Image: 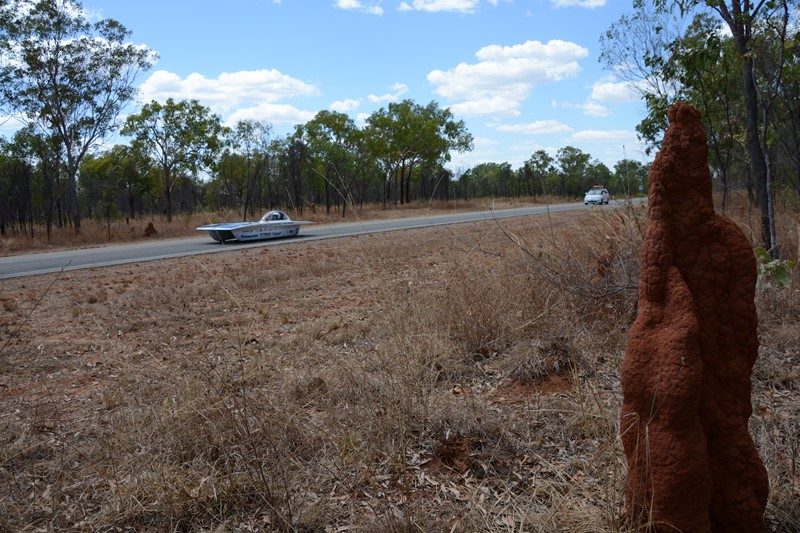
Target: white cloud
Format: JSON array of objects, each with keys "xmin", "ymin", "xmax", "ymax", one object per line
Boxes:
[
  {"xmin": 368, "ymin": 82, "xmax": 409, "ymax": 103},
  {"xmin": 330, "ymin": 98, "xmax": 362, "ymax": 112},
  {"xmin": 138, "ymin": 69, "xmax": 319, "ymax": 112},
  {"xmin": 493, "ymin": 119, "xmax": 572, "ymax": 134},
  {"xmin": 398, "ymin": 0, "xmax": 479, "ymax": 13},
  {"xmin": 428, "ymin": 39, "xmax": 588, "ymax": 117},
  {"xmin": 550, "ymin": 0, "xmax": 606, "ymax": 8},
  {"xmin": 448, "ymin": 96, "xmax": 525, "ymax": 116},
  {"xmin": 571, "ymin": 129, "xmax": 634, "ymax": 142},
  {"xmin": 227, "ymin": 103, "xmax": 316, "ymax": 125},
  {"xmin": 473, "ymin": 136, "xmax": 500, "ymax": 148},
  {"xmin": 552, "ymin": 99, "xmax": 610, "ymax": 117},
  {"xmin": 580, "ymin": 101, "xmax": 610, "ymax": 117},
  {"xmin": 590, "ymin": 78, "xmax": 638, "ymax": 103},
  {"xmin": 334, "ymin": 0, "xmax": 383, "ymax": 15}
]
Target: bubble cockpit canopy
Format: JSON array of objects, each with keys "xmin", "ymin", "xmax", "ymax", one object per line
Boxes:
[{"xmin": 260, "ymin": 210, "xmax": 289, "ymax": 222}]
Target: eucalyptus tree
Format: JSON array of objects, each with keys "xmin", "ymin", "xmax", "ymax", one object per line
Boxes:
[
  {"xmin": 556, "ymin": 146, "xmax": 591, "ymax": 197},
  {"xmin": 0, "ymin": 0, "xmax": 155, "ymax": 231},
  {"xmin": 587, "ymin": 160, "xmax": 614, "ymax": 192},
  {"xmin": 79, "ymin": 144, "xmax": 153, "ymax": 222},
  {"xmin": 366, "ymin": 99, "xmax": 472, "ymax": 206},
  {"xmin": 0, "ymin": 126, "xmax": 63, "ymax": 238},
  {"xmin": 122, "ymin": 98, "xmax": 226, "ymax": 221},
  {"xmin": 0, "ymin": 137, "xmax": 34, "ymax": 236},
  {"xmin": 600, "ymin": 0, "xmax": 690, "ymax": 148},
  {"xmin": 107, "ymin": 144, "xmax": 154, "ymax": 220},
  {"xmin": 612, "ymin": 159, "xmax": 649, "ymax": 196},
  {"xmin": 524, "ymin": 149, "xmax": 556, "ymax": 196},
  {"xmin": 604, "ymin": 0, "xmax": 794, "ymax": 253},
  {"xmin": 691, "ymin": 0, "xmax": 793, "ymax": 254},
  {"xmin": 665, "ymin": 13, "xmax": 745, "ymax": 208},
  {"xmin": 230, "ymin": 120, "xmax": 271, "ymax": 220},
  {"xmin": 297, "ymin": 110, "xmax": 366, "ymax": 216}
]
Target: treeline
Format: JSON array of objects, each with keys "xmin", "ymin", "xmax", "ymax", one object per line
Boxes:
[
  {"xmin": 0, "ymin": 98, "xmax": 649, "ymax": 237},
  {"xmin": 602, "ymin": 0, "xmax": 799, "ymax": 253},
  {"xmin": 456, "ymin": 149, "xmax": 647, "ymax": 200}
]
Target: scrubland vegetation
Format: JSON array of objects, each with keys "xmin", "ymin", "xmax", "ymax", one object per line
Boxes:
[{"xmin": 1, "ymin": 199, "xmax": 797, "ymax": 531}]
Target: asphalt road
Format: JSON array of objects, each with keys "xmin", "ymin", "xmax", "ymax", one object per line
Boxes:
[{"xmin": 0, "ymin": 199, "xmax": 642, "ymax": 280}]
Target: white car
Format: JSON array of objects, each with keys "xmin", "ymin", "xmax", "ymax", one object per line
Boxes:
[{"xmin": 584, "ymin": 188, "xmax": 610, "ymax": 205}]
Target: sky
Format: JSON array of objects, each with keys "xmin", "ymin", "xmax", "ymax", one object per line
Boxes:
[{"xmin": 8, "ymin": 0, "xmax": 653, "ymax": 172}]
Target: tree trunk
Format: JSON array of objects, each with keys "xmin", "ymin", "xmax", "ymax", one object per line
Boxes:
[
  {"xmin": 325, "ymin": 169, "xmax": 331, "ymax": 215},
  {"xmin": 66, "ymin": 166, "xmax": 81, "ymax": 233},
  {"xmin": 164, "ymin": 165, "xmax": 174, "ymax": 222},
  {"xmin": 736, "ymin": 36, "xmax": 774, "ymax": 253}
]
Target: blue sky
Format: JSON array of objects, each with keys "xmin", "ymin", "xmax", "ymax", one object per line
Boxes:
[{"xmin": 17, "ymin": 0, "xmax": 653, "ymax": 171}]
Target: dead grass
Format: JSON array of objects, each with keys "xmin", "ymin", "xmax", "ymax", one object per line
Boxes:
[
  {"xmin": 0, "ymin": 196, "xmax": 563, "ymax": 257},
  {"xmin": 0, "ymin": 200, "xmax": 797, "ymax": 531}
]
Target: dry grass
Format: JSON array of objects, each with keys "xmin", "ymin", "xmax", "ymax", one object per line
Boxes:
[
  {"xmin": 0, "ymin": 196, "xmax": 564, "ymax": 257},
  {"xmin": 0, "ymin": 200, "xmax": 797, "ymax": 531}
]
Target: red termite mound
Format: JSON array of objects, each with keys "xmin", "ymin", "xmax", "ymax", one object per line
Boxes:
[{"xmin": 620, "ymin": 102, "xmax": 768, "ymax": 532}]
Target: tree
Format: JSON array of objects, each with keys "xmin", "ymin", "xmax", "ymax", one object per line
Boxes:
[
  {"xmin": 0, "ymin": 126, "xmax": 64, "ymax": 239},
  {"xmin": 701, "ymin": 0, "xmax": 791, "ymax": 255},
  {"xmin": 604, "ymin": 0, "xmax": 793, "ymax": 254},
  {"xmin": 666, "ymin": 13, "xmax": 745, "ymax": 209},
  {"xmin": 122, "ymin": 98, "xmax": 226, "ymax": 221},
  {"xmin": 297, "ymin": 110, "xmax": 362, "ymax": 216},
  {"xmin": 79, "ymin": 144, "xmax": 153, "ymax": 224},
  {"xmin": 230, "ymin": 120, "xmax": 272, "ymax": 220},
  {"xmin": 587, "ymin": 160, "xmax": 614, "ymax": 192},
  {"xmin": 366, "ymin": 100, "xmax": 472, "ymax": 206},
  {"xmin": 600, "ymin": 0, "xmax": 689, "ymax": 149},
  {"xmin": 556, "ymin": 146, "xmax": 591, "ymax": 197},
  {"xmin": 524, "ymin": 149, "xmax": 556, "ymax": 196},
  {"xmin": 0, "ymin": 0, "xmax": 155, "ymax": 231},
  {"xmin": 613, "ymin": 159, "xmax": 649, "ymax": 195}
]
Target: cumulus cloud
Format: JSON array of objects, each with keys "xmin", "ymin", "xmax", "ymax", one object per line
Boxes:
[
  {"xmin": 473, "ymin": 136, "xmax": 500, "ymax": 148},
  {"xmin": 398, "ymin": 0, "xmax": 480, "ymax": 13},
  {"xmin": 571, "ymin": 129, "xmax": 634, "ymax": 142},
  {"xmin": 550, "ymin": 0, "xmax": 606, "ymax": 8},
  {"xmin": 227, "ymin": 103, "xmax": 316, "ymax": 125},
  {"xmin": 590, "ymin": 78, "xmax": 638, "ymax": 103},
  {"xmin": 428, "ymin": 39, "xmax": 588, "ymax": 117},
  {"xmin": 137, "ymin": 69, "xmax": 319, "ymax": 127},
  {"xmin": 330, "ymin": 98, "xmax": 362, "ymax": 112},
  {"xmin": 334, "ymin": 0, "xmax": 383, "ymax": 15},
  {"xmin": 551, "ymin": 100, "xmax": 610, "ymax": 117},
  {"xmin": 368, "ymin": 82, "xmax": 409, "ymax": 103},
  {"xmin": 493, "ymin": 119, "xmax": 572, "ymax": 134},
  {"xmin": 138, "ymin": 69, "xmax": 319, "ymax": 111}
]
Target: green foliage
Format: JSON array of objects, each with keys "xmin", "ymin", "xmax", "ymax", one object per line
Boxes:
[
  {"xmin": 366, "ymin": 99, "xmax": 472, "ymax": 204},
  {"xmin": 755, "ymin": 246, "xmax": 797, "ymax": 289},
  {"xmin": 612, "ymin": 159, "xmax": 649, "ymax": 195},
  {"xmin": 122, "ymin": 98, "xmax": 226, "ymax": 220},
  {"xmin": 0, "ymin": 0, "xmax": 155, "ymax": 229}
]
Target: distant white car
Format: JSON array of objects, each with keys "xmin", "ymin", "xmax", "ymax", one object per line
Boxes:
[{"xmin": 584, "ymin": 188, "xmax": 610, "ymax": 205}]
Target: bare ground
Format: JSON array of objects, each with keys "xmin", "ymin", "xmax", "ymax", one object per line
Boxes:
[{"xmin": 0, "ymin": 205, "xmax": 798, "ymax": 532}]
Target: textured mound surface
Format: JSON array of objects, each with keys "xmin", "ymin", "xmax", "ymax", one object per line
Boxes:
[{"xmin": 621, "ymin": 103, "xmax": 768, "ymax": 532}]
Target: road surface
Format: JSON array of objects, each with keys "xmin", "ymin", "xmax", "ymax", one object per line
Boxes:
[{"xmin": 0, "ymin": 199, "xmax": 642, "ymax": 280}]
